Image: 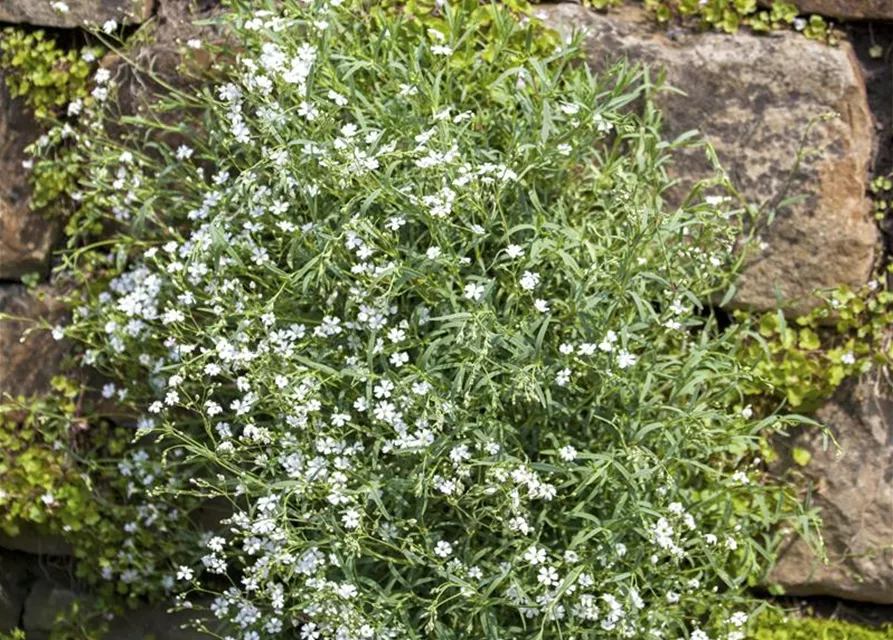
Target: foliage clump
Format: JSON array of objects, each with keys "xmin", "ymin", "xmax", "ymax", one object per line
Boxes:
[
  {"xmin": 0, "ymin": 28, "xmax": 98, "ymax": 118},
  {"xmin": 0, "ymin": 375, "xmax": 200, "ymax": 608},
  {"xmin": 25, "ymin": 0, "xmax": 826, "ymax": 638},
  {"xmin": 581, "ymin": 0, "xmax": 834, "ymax": 40},
  {"xmin": 0, "ymin": 28, "xmax": 106, "ymax": 214},
  {"xmin": 751, "ymin": 611, "xmax": 893, "ymax": 640},
  {"xmin": 737, "ymin": 271, "xmax": 893, "ymax": 411}
]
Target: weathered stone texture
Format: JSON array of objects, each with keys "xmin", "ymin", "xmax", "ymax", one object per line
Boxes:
[
  {"xmin": 0, "ymin": 0, "xmax": 151, "ymax": 30},
  {"xmin": 0, "ymin": 73, "xmax": 59, "ymax": 281},
  {"xmin": 768, "ymin": 379, "xmax": 893, "ymax": 604},
  {"xmin": 0, "ymin": 286, "xmax": 68, "ymax": 401},
  {"xmin": 784, "ymin": 0, "xmax": 893, "ymax": 21},
  {"xmin": 541, "ymin": 3, "xmax": 878, "ymax": 315}
]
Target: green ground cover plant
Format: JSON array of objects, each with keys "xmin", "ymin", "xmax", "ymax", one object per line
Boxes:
[
  {"xmin": 750, "ymin": 611, "xmax": 893, "ymax": 640},
  {"xmin": 736, "ymin": 271, "xmax": 893, "ymax": 412}
]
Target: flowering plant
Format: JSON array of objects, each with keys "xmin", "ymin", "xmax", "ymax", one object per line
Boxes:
[{"xmin": 47, "ymin": 1, "xmax": 816, "ymax": 638}]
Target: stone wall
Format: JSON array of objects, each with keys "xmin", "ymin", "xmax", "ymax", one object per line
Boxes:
[{"xmin": 0, "ymin": 0, "xmax": 891, "ymax": 635}]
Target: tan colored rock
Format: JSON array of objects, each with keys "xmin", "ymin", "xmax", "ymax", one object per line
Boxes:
[
  {"xmin": 768, "ymin": 379, "xmax": 893, "ymax": 604},
  {"xmin": 0, "ymin": 73, "xmax": 60, "ymax": 281},
  {"xmin": 0, "ymin": 285, "xmax": 68, "ymax": 402},
  {"xmin": 772, "ymin": 0, "xmax": 893, "ymax": 21},
  {"xmin": 0, "ymin": 0, "xmax": 151, "ymax": 30},
  {"xmin": 540, "ymin": 3, "xmax": 878, "ymax": 316}
]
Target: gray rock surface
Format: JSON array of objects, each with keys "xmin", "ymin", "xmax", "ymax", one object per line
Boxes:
[
  {"xmin": 768, "ymin": 379, "xmax": 893, "ymax": 604},
  {"xmin": 0, "ymin": 0, "xmax": 151, "ymax": 30}
]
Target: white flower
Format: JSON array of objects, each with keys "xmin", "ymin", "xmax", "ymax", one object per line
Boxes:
[
  {"xmin": 598, "ymin": 330, "xmax": 617, "ymax": 352},
  {"xmin": 298, "ymin": 101, "xmax": 319, "ymax": 120},
  {"xmin": 729, "ymin": 612, "xmax": 748, "ymax": 627},
  {"xmin": 840, "ymin": 350, "xmax": 856, "ymax": 365},
  {"xmin": 519, "ymin": 271, "xmax": 540, "ymax": 291},
  {"xmin": 342, "ymin": 508, "xmax": 361, "ymax": 529},
  {"xmin": 434, "ymin": 541, "xmax": 453, "ymax": 558},
  {"xmin": 176, "ymin": 566, "xmax": 194, "ymax": 581},
  {"xmin": 558, "ymin": 445, "xmax": 577, "ymax": 462},
  {"xmin": 523, "ymin": 545, "xmax": 546, "ymax": 566},
  {"xmin": 51, "ymin": 1, "xmax": 69, "ymax": 14},
  {"xmin": 187, "ymin": 39, "xmax": 202, "ymax": 49},
  {"xmin": 389, "ymin": 352, "xmax": 409, "ymax": 367},
  {"xmin": 506, "ymin": 244, "xmax": 525, "ymax": 259},
  {"xmin": 328, "ymin": 90, "xmax": 348, "ymax": 106},
  {"xmin": 592, "ymin": 113, "xmax": 612, "ymax": 133},
  {"xmin": 102, "ymin": 19, "xmax": 118, "ymax": 34},
  {"xmin": 51, "ymin": 325, "xmax": 65, "ymax": 341},
  {"xmin": 426, "ymin": 246, "xmax": 442, "ymax": 260},
  {"xmin": 534, "ymin": 299, "xmax": 550, "ymax": 313},
  {"xmin": 431, "ymin": 45, "xmax": 453, "ymax": 56},
  {"xmin": 616, "ymin": 350, "xmax": 637, "ymax": 369},
  {"xmin": 557, "ymin": 143, "xmax": 572, "ymax": 156},
  {"xmin": 464, "ymin": 283, "xmax": 485, "ymax": 301},
  {"xmin": 537, "ymin": 565, "xmax": 559, "ymax": 586}
]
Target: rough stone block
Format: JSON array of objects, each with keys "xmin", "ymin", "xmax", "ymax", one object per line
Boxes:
[
  {"xmin": 0, "ymin": 73, "xmax": 59, "ymax": 281},
  {"xmin": 0, "ymin": 0, "xmax": 152, "ymax": 30},
  {"xmin": 768, "ymin": 379, "xmax": 893, "ymax": 604},
  {"xmin": 541, "ymin": 3, "xmax": 878, "ymax": 315}
]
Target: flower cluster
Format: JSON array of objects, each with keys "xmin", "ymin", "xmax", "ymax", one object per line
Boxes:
[{"xmin": 50, "ymin": 0, "xmax": 811, "ymax": 638}]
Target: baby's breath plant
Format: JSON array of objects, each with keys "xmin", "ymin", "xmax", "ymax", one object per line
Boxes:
[{"xmin": 53, "ymin": 1, "xmax": 818, "ymax": 638}]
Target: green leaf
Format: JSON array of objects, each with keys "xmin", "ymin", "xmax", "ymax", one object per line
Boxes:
[{"xmin": 792, "ymin": 447, "xmax": 812, "ymax": 467}]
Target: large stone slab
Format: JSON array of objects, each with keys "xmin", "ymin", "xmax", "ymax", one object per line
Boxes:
[
  {"xmin": 541, "ymin": 3, "xmax": 878, "ymax": 316},
  {"xmin": 781, "ymin": 0, "xmax": 893, "ymax": 21},
  {"xmin": 0, "ymin": 285, "xmax": 68, "ymax": 402},
  {"xmin": 768, "ymin": 379, "xmax": 893, "ymax": 604},
  {"xmin": 0, "ymin": 0, "xmax": 151, "ymax": 30},
  {"xmin": 0, "ymin": 73, "xmax": 59, "ymax": 281}
]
